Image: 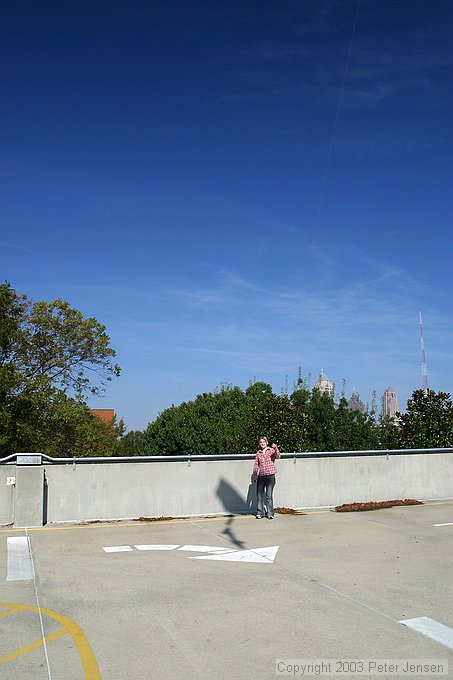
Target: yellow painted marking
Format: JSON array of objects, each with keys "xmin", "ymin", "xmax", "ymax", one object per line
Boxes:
[
  {"xmin": 0, "ymin": 522, "xmax": 144, "ymax": 534},
  {"xmin": 0, "ymin": 628, "xmax": 67, "ymax": 665},
  {"xmin": 0, "ymin": 518, "xmax": 195, "ymax": 534},
  {"xmin": 0, "ymin": 606, "xmax": 22, "ymax": 619},
  {"xmin": 0, "ymin": 512, "xmax": 321, "ymax": 534},
  {"xmin": 297, "ymin": 510, "xmax": 329, "ymax": 515},
  {"xmin": 0, "ymin": 602, "xmax": 102, "ymax": 679}
]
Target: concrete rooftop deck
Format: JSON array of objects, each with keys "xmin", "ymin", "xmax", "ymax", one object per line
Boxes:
[{"xmin": 1, "ymin": 501, "xmax": 453, "ymax": 679}]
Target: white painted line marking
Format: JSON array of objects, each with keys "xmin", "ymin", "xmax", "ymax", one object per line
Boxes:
[
  {"xmin": 191, "ymin": 545, "xmax": 279, "ymax": 564},
  {"xmin": 101, "ymin": 543, "xmax": 279, "ymax": 564},
  {"xmin": 434, "ymin": 522, "xmax": 453, "ymax": 526},
  {"xmin": 400, "ymin": 617, "xmax": 453, "ymax": 650},
  {"xmin": 7, "ymin": 536, "xmax": 33, "ymax": 581},
  {"xmin": 134, "ymin": 544, "xmax": 180, "ymax": 551},
  {"xmin": 177, "ymin": 545, "xmax": 235, "ymax": 554}
]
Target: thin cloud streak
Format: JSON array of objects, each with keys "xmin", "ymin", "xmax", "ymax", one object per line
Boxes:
[{"xmin": 150, "ymin": 249, "xmax": 451, "ymax": 407}]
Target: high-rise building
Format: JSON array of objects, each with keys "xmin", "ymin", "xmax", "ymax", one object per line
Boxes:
[
  {"xmin": 314, "ymin": 369, "xmax": 334, "ymax": 396},
  {"xmin": 382, "ymin": 388, "xmax": 398, "ymax": 419},
  {"xmin": 347, "ymin": 392, "xmax": 367, "ymax": 413}
]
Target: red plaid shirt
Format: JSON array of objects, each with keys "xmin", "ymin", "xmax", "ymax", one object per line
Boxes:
[{"xmin": 253, "ymin": 446, "xmax": 280, "ymax": 479}]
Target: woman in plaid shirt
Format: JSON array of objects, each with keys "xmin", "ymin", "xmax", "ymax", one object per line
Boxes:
[{"xmin": 252, "ymin": 437, "xmax": 281, "ymax": 519}]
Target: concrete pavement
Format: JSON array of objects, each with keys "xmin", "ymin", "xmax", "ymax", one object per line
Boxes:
[{"xmin": 1, "ymin": 501, "xmax": 452, "ymax": 679}]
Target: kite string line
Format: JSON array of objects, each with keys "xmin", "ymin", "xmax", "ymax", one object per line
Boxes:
[
  {"xmin": 187, "ymin": 516, "xmax": 395, "ymax": 623},
  {"xmin": 312, "ymin": 0, "xmax": 362, "ymax": 243}
]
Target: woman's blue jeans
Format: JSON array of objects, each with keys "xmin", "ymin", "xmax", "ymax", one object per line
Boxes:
[{"xmin": 256, "ymin": 474, "xmax": 276, "ymax": 518}]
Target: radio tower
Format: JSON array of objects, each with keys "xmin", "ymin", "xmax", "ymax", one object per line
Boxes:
[{"xmin": 419, "ymin": 310, "xmax": 429, "ymax": 391}]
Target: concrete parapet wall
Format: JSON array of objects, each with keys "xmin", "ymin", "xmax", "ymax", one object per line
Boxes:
[
  {"xmin": 0, "ymin": 466, "xmax": 14, "ymax": 525},
  {"xmin": 15, "ymin": 466, "xmax": 44, "ymax": 528},
  {"xmin": 45, "ymin": 459, "xmax": 254, "ymax": 522},
  {"xmin": 2, "ymin": 450, "xmax": 453, "ymax": 527},
  {"xmin": 42, "ymin": 451, "xmax": 453, "ymax": 524},
  {"xmin": 279, "ymin": 452, "xmax": 453, "ymax": 508}
]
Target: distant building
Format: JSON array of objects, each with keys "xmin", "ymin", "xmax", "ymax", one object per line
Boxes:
[
  {"xmin": 314, "ymin": 369, "xmax": 334, "ymax": 397},
  {"xmin": 382, "ymin": 388, "xmax": 398, "ymax": 419},
  {"xmin": 347, "ymin": 392, "xmax": 367, "ymax": 413},
  {"xmin": 91, "ymin": 409, "xmax": 115, "ymax": 424}
]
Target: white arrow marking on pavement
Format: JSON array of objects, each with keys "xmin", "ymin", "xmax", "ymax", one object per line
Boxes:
[
  {"xmin": 190, "ymin": 546, "xmax": 279, "ymax": 564},
  {"xmin": 400, "ymin": 617, "xmax": 453, "ymax": 650},
  {"xmin": 135, "ymin": 544, "xmax": 180, "ymax": 550},
  {"xmin": 101, "ymin": 544, "xmax": 279, "ymax": 563},
  {"xmin": 102, "ymin": 544, "xmax": 231, "ymax": 553},
  {"xmin": 177, "ymin": 545, "xmax": 235, "ymax": 554}
]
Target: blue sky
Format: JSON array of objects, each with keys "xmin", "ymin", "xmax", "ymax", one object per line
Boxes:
[{"xmin": 1, "ymin": 0, "xmax": 452, "ymax": 431}]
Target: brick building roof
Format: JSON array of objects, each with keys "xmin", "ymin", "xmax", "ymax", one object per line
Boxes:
[{"xmin": 91, "ymin": 409, "xmax": 115, "ymax": 424}]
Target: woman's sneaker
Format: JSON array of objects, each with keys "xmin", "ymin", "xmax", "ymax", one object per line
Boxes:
[{"xmin": 255, "ymin": 514, "xmax": 263, "ymax": 519}]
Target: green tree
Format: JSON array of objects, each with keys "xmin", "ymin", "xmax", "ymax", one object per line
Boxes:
[
  {"xmin": 0, "ymin": 282, "xmax": 121, "ymax": 456},
  {"xmin": 246, "ymin": 391, "xmax": 297, "ymax": 452},
  {"xmin": 398, "ymin": 389, "xmax": 453, "ymax": 448},
  {"xmin": 288, "ymin": 383, "xmax": 310, "ymax": 451},
  {"xmin": 378, "ymin": 415, "xmax": 401, "ymax": 449},
  {"xmin": 116, "ymin": 430, "xmax": 145, "ymax": 456},
  {"xmin": 243, "ymin": 381, "xmax": 274, "ymax": 450},
  {"xmin": 306, "ymin": 388, "xmax": 336, "ymax": 451},
  {"xmin": 332, "ymin": 397, "xmax": 357, "ymax": 450},
  {"xmin": 2, "ymin": 287, "xmax": 119, "ymax": 397},
  {"xmin": 143, "ymin": 384, "xmax": 248, "ymax": 455},
  {"xmin": 142, "ymin": 373, "xmax": 418, "ymax": 456},
  {"xmin": 21, "ymin": 392, "xmax": 124, "ymax": 457}
]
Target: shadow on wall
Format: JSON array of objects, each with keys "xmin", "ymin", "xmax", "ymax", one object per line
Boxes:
[
  {"xmin": 216, "ymin": 477, "xmax": 256, "ymax": 549},
  {"xmin": 216, "ymin": 477, "xmax": 255, "ymax": 515}
]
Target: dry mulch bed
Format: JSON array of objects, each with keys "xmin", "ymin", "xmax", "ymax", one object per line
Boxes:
[
  {"xmin": 274, "ymin": 506, "xmax": 306, "ymax": 515},
  {"xmin": 138, "ymin": 516, "xmax": 175, "ymax": 522},
  {"xmin": 79, "ymin": 519, "xmax": 117, "ymax": 525},
  {"xmin": 334, "ymin": 499, "xmax": 423, "ymax": 513}
]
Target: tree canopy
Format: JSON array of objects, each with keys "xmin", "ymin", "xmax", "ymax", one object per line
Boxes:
[
  {"xmin": 142, "ymin": 378, "xmax": 380, "ymax": 455},
  {"xmin": 398, "ymin": 389, "xmax": 453, "ymax": 448},
  {"xmin": 141, "ymin": 379, "xmax": 453, "ymax": 455},
  {"xmin": 0, "ymin": 282, "xmax": 121, "ymax": 457}
]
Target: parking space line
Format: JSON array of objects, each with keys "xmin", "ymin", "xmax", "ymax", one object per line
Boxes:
[
  {"xmin": 434, "ymin": 522, "xmax": 453, "ymax": 526},
  {"xmin": 0, "ymin": 628, "xmax": 67, "ymax": 666}
]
